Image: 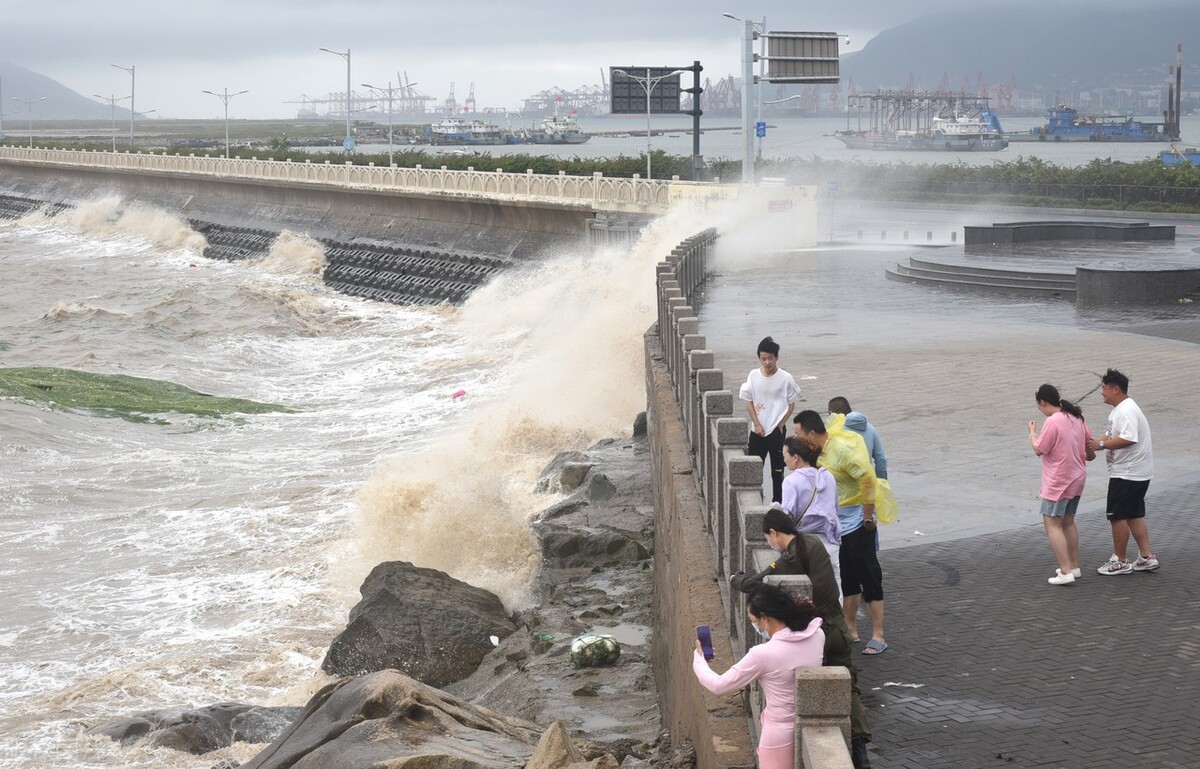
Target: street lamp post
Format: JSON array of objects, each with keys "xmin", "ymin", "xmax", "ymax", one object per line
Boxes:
[
  {"xmin": 94, "ymin": 93, "xmax": 130, "ymax": 151},
  {"xmin": 722, "ymin": 14, "xmax": 763, "ymax": 183},
  {"xmin": 202, "ymin": 88, "xmax": 248, "ymax": 158},
  {"xmin": 11, "ymin": 96, "xmax": 46, "ymax": 149},
  {"xmin": 362, "ymin": 79, "xmax": 415, "ymax": 166},
  {"xmin": 612, "ymin": 68, "xmax": 685, "ymax": 180},
  {"xmin": 320, "ymin": 48, "xmax": 355, "ymax": 152},
  {"xmin": 110, "ymin": 63, "xmax": 135, "ymax": 146}
]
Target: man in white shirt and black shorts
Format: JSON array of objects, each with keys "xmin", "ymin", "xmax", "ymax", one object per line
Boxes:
[
  {"xmin": 739, "ymin": 336, "xmax": 802, "ymax": 503},
  {"xmin": 1086, "ymin": 368, "xmax": 1159, "ymax": 576}
]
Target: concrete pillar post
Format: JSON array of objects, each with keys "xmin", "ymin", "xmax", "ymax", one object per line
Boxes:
[
  {"xmin": 701, "ymin": 390, "xmax": 733, "ymax": 510},
  {"xmin": 713, "ymin": 420, "xmax": 748, "ymax": 534}
]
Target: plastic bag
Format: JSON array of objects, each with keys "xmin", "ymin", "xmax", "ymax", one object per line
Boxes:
[
  {"xmin": 875, "ymin": 478, "xmax": 898, "ymax": 524},
  {"xmin": 569, "ymin": 634, "xmax": 621, "ymax": 668}
]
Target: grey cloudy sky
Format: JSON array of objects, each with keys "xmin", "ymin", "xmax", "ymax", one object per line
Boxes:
[{"xmin": 2, "ymin": 0, "xmax": 1133, "ymax": 119}]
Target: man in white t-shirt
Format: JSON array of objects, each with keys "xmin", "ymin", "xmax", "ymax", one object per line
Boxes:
[
  {"xmin": 738, "ymin": 336, "xmax": 802, "ymax": 503},
  {"xmin": 1086, "ymin": 368, "xmax": 1159, "ymax": 576}
]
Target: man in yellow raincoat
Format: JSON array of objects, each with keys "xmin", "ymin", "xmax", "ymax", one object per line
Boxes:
[{"xmin": 794, "ymin": 410, "xmax": 888, "ymax": 655}]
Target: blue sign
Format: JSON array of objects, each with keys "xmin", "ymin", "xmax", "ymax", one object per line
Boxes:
[
  {"xmin": 343, "ymin": 137, "xmax": 357, "ymax": 152},
  {"xmin": 827, "ymin": 181, "xmax": 839, "ymax": 192},
  {"xmin": 755, "ymin": 121, "xmax": 767, "ymax": 138}
]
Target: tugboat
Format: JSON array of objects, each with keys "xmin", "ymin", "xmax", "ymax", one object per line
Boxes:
[{"xmin": 526, "ymin": 110, "xmax": 590, "ymax": 145}]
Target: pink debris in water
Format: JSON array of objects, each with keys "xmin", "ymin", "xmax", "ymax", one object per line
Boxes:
[{"xmin": 452, "ymin": 389, "xmax": 467, "ymax": 400}]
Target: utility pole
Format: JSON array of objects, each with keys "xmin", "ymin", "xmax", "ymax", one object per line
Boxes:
[{"xmin": 110, "ymin": 63, "xmax": 135, "ymax": 146}]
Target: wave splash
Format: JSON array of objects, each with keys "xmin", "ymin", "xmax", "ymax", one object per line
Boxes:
[{"xmin": 349, "ymin": 200, "xmax": 738, "ymax": 610}]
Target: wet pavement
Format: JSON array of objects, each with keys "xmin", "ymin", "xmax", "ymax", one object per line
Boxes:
[{"xmin": 697, "ymin": 201, "xmax": 1200, "ymax": 767}]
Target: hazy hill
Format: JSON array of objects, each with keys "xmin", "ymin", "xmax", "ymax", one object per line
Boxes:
[
  {"xmin": 1, "ymin": 61, "xmax": 130, "ymax": 122},
  {"xmin": 843, "ymin": 6, "xmax": 1200, "ymax": 93}
]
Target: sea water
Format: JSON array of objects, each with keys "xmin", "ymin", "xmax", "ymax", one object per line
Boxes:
[{"xmin": 0, "ymin": 196, "xmax": 719, "ymax": 767}]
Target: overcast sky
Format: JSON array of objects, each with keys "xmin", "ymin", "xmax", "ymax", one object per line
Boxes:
[{"xmin": 0, "ymin": 0, "xmax": 1139, "ymax": 119}]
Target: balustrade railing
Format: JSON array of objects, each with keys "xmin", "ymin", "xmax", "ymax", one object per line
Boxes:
[{"xmin": 0, "ymin": 146, "xmax": 704, "ymax": 213}]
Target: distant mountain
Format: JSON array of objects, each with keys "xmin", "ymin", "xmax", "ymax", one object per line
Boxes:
[
  {"xmin": 0, "ymin": 61, "xmax": 131, "ymax": 121},
  {"xmin": 842, "ymin": 6, "xmax": 1200, "ymax": 94}
]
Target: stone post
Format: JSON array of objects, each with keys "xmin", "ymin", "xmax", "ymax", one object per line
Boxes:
[
  {"xmin": 701, "ymin": 391, "xmax": 734, "ymax": 508},
  {"xmin": 724, "ymin": 455, "xmax": 763, "ymax": 579},
  {"xmin": 712, "ymin": 421, "xmax": 748, "ymax": 533},
  {"xmin": 689, "ymin": 356, "xmax": 718, "ymax": 451},
  {"xmin": 793, "ymin": 667, "xmax": 853, "ymax": 767}
]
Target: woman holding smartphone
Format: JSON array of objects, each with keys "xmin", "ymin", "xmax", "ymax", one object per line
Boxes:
[{"xmin": 692, "ymin": 584, "xmax": 825, "ymax": 768}]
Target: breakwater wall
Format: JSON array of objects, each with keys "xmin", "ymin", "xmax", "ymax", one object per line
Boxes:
[
  {"xmin": 646, "ymin": 232, "xmax": 853, "ymax": 768},
  {"xmin": 0, "ymin": 147, "xmax": 694, "ymax": 304}
]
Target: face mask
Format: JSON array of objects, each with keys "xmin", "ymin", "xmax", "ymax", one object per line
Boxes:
[
  {"xmin": 769, "ymin": 542, "xmax": 785, "ymax": 554},
  {"xmin": 754, "ymin": 621, "xmax": 770, "ymax": 640}
]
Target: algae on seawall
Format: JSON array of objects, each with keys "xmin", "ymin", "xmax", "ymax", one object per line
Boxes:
[{"xmin": 0, "ymin": 366, "xmax": 295, "ymax": 424}]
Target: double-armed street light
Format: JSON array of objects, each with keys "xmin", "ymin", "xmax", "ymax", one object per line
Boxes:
[
  {"xmin": 362, "ymin": 78, "xmax": 416, "ymax": 167},
  {"xmin": 202, "ymin": 88, "xmax": 249, "ymax": 158},
  {"xmin": 11, "ymin": 96, "xmax": 47, "ymax": 149},
  {"xmin": 320, "ymin": 47, "xmax": 355, "ymax": 152},
  {"xmin": 94, "ymin": 93, "xmax": 131, "ymax": 151},
  {"xmin": 611, "ymin": 67, "xmax": 686, "ymax": 180},
  {"xmin": 110, "ymin": 63, "xmax": 135, "ymax": 145}
]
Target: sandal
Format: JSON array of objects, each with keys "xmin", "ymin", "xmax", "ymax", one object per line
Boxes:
[{"xmin": 862, "ymin": 639, "xmax": 889, "ymax": 655}]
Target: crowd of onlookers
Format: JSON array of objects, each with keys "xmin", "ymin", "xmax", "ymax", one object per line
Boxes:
[{"xmin": 690, "ymin": 336, "xmax": 1160, "ymax": 769}]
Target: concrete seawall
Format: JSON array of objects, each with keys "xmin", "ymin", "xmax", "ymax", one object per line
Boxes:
[{"xmin": 0, "ymin": 157, "xmax": 595, "ymax": 260}]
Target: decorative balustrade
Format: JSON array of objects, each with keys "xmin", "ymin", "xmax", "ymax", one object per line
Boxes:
[
  {"xmin": 653, "ymin": 229, "xmax": 854, "ymax": 768},
  {"xmin": 0, "ymin": 146, "xmax": 701, "ymax": 213}
]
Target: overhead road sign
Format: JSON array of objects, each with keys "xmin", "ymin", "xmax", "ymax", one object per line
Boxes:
[{"xmin": 764, "ymin": 31, "xmax": 840, "ymax": 84}]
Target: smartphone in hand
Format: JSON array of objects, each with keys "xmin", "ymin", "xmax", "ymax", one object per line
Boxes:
[{"xmin": 696, "ymin": 625, "xmax": 714, "ymax": 661}]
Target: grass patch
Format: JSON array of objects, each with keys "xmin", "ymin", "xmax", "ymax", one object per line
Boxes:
[{"xmin": 0, "ymin": 366, "xmax": 295, "ymax": 424}]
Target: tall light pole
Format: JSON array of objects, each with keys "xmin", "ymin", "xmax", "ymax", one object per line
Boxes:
[
  {"xmin": 319, "ymin": 48, "xmax": 355, "ymax": 152},
  {"xmin": 12, "ymin": 97, "xmax": 46, "ymax": 149},
  {"xmin": 362, "ymin": 79, "xmax": 416, "ymax": 166},
  {"xmin": 110, "ymin": 63, "xmax": 135, "ymax": 146},
  {"xmin": 612, "ymin": 68, "xmax": 685, "ymax": 180},
  {"xmin": 722, "ymin": 14, "xmax": 762, "ymax": 183},
  {"xmin": 202, "ymin": 88, "xmax": 248, "ymax": 158},
  {"xmin": 94, "ymin": 93, "xmax": 130, "ymax": 151},
  {"xmin": 723, "ymin": 13, "xmax": 767, "ymax": 169}
]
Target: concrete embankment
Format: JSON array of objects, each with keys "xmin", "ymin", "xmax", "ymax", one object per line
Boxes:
[{"xmin": 0, "ymin": 150, "xmax": 655, "ymax": 305}]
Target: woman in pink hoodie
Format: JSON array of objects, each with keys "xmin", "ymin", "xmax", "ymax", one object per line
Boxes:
[{"xmin": 693, "ymin": 585, "xmax": 825, "ymax": 768}]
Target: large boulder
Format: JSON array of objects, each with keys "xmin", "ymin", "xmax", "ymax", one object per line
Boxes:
[
  {"xmin": 87, "ymin": 703, "xmax": 303, "ymax": 755},
  {"xmin": 321, "ymin": 561, "xmax": 517, "ymax": 686},
  {"xmin": 238, "ymin": 670, "xmax": 545, "ymax": 769}
]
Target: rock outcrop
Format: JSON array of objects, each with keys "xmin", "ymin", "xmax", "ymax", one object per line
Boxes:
[
  {"xmin": 238, "ymin": 670, "xmax": 616, "ymax": 769},
  {"xmin": 87, "ymin": 703, "xmax": 302, "ymax": 755},
  {"xmin": 321, "ymin": 561, "xmax": 517, "ymax": 686}
]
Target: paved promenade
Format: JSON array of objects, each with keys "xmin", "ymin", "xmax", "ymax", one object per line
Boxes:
[{"xmin": 699, "ymin": 203, "xmax": 1200, "ymax": 767}]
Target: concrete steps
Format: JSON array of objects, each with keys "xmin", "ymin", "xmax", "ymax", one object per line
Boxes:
[{"xmin": 887, "ymin": 256, "xmax": 1076, "ymax": 298}]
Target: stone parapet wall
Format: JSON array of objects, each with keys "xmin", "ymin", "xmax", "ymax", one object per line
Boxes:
[{"xmin": 647, "ymin": 229, "xmax": 852, "ymax": 768}]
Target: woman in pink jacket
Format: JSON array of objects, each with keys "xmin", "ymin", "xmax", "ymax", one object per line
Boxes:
[
  {"xmin": 1029, "ymin": 383, "xmax": 1096, "ymax": 586},
  {"xmin": 693, "ymin": 585, "xmax": 825, "ymax": 768}
]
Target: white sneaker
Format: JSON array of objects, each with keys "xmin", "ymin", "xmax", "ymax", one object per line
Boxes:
[
  {"xmin": 1070, "ymin": 568, "xmax": 1082, "ymax": 579},
  {"xmin": 1048, "ymin": 569, "xmax": 1076, "ymax": 585}
]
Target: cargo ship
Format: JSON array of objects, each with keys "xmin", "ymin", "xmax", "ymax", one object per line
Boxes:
[
  {"xmin": 525, "ymin": 110, "xmax": 590, "ymax": 145},
  {"xmin": 836, "ymin": 92, "xmax": 1007, "ymax": 152},
  {"xmin": 1008, "ymin": 105, "xmax": 1179, "ymax": 143},
  {"xmin": 427, "ymin": 118, "xmax": 508, "ymax": 146}
]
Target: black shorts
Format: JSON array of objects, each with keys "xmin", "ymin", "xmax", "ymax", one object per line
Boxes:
[
  {"xmin": 1106, "ymin": 478, "xmax": 1150, "ymax": 521},
  {"xmin": 839, "ymin": 525, "xmax": 884, "ymax": 602}
]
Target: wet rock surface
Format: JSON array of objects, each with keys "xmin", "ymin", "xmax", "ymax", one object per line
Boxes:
[
  {"xmin": 447, "ymin": 435, "xmax": 661, "ymax": 753},
  {"xmin": 87, "ymin": 703, "xmax": 303, "ymax": 755},
  {"xmin": 321, "ymin": 560, "xmax": 517, "ymax": 686}
]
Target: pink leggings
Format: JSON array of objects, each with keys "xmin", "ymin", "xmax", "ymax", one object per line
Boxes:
[{"xmin": 756, "ymin": 720, "xmax": 793, "ymax": 769}]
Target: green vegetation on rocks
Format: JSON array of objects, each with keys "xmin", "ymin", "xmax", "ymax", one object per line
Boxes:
[{"xmin": 0, "ymin": 366, "xmax": 294, "ymax": 424}]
